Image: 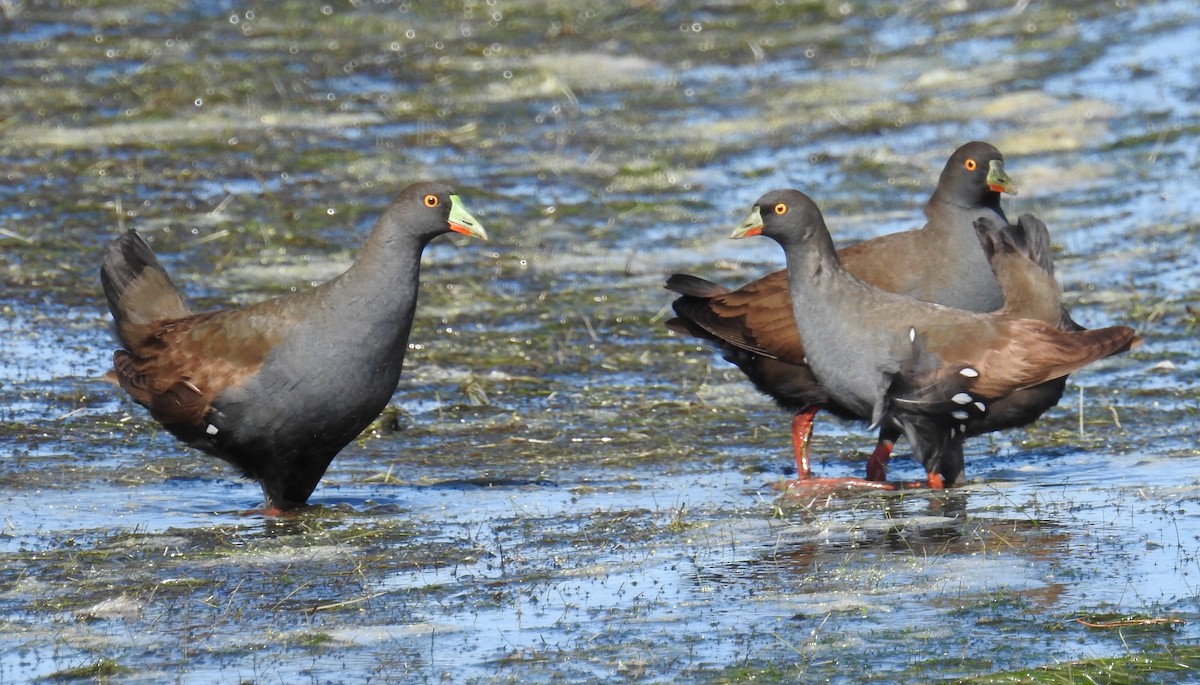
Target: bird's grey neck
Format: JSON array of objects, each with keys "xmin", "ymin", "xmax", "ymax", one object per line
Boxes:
[
  {"xmin": 927, "ymin": 194, "xmax": 1007, "ymax": 223},
  {"xmin": 328, "ymin": 237, "xmax": 425, "ymax": 344},
  {"xmin": 781, "ymin": 240, "xmax": 842, "ymax": 292}
]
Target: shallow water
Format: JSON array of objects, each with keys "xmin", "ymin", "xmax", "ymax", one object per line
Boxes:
[{"xmin": 1, "ymin": 0, "xmax": 1198, "ymax": 683}]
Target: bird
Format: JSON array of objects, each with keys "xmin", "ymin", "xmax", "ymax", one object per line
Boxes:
[
  {"xmin": 666, "ymin": 142, "xmax": 1073, "ymax": 487},
  {"xmin": 729, "ymin": 188, "xmax": 1139, "ymax": 488},
  {"xmin": 100, "ymin": 182, "xmax": 488, "ymax": 513}
]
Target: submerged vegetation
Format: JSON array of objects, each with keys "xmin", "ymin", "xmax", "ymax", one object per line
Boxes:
[{"xmin": 1, "ymin": 0, "xmax": 1197, "ymax": 682}]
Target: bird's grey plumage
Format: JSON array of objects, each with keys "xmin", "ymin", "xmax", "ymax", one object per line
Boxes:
[{"xmin": 101, "ymin": 182, "xmax": 487, "ymax": 510}]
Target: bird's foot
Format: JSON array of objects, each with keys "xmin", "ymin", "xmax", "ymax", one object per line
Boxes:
[
  {"xmin": 777, "ymin": 475, "xmax": 899, "ymax": 494},
  {"xmin": 240, "ymin": 506, "xmax": 288, "ymax": 517},
  {"xmin": 778, "ymin": 472, "xmax": 951, "ymax": 494},
  {"xmin": 886, "ymin": 473, "xmax": 947, "ymax": 490},
  {"xmin": 241, "ymin": 500, "xmax": 312, "ymax": 517}
]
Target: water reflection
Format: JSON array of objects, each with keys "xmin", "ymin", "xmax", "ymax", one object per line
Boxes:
[{"xmin": 1, "ymin": 0, "xmax": 1197, "ymax": 682}]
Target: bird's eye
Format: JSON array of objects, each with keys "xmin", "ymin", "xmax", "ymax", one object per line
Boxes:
[
  {"xmin": 773, "ymin": 203, "xmax": 788, "ymax": 215},
  {"xmin": 423, "ymin": 194, "xmax": 440, "ymax": 208},
  {"xmin": 964, "ymin": 159, "xmax": 977, "ymax": 171}
]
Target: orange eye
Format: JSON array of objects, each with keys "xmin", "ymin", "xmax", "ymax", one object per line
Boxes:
[
  {"xmin": 964, "ymin": 159, "xmax": 977, "ymax": 171},
  {"xmin": 773, "ymin": 203, "xmax": 788, "ymax": 215},
  {"xmin": 423, "ymin": 194, "xmax": 440, "ymax": 208}
]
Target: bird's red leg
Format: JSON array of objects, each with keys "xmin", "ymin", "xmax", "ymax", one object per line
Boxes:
[
  {"xmin": 892, "ymin": 471, "xmax": 947, "ymax": 490},
  {"xmin": 790, "ymin": 408, "xmax": 817, "ymax": 479},
  {"xmin": 865, "ymin": 438, "xmax": 895, "ymax": 482},
  {"xmin": 780, "ymin": 408, "xmax": 896, "ymax": 493}
]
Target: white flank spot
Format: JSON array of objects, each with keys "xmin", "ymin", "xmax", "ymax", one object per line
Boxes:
[
  {"xmin": 959, "ymin": 423, "xmax": 968, "ymax": 433},
  {"xmin": 206, "ymin": 424, "xmax": 219, "ymax": 436},
  {"xmin": 959, "ymin": 367, "xmax": 979, "ymax": 378},
  {"xmin": 909, "ymin": 327, "xmax": 916, "ymax": 342},
  {"xmin": 949, "ymin": 426, "xmax": 957, "ymax": 438},
  {"xmin": 952, "ymin": 392, "xmax": 972, "ymax": 405},
  {"xmin": 974, "ymin": 401, "xmax": 986, "ymax": 412},
  {"xmin": 951, "ymin": 410, "xmax": 969, "ymax": 420}
]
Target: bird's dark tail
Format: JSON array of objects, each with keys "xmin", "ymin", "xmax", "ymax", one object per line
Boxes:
[
  {"xmin": 100, "ymin": 230, "xmax": 191, "ymax": 346},
  {"xmin": 665, "ymin": 273, "xmax": 730, "ymax": 298}
]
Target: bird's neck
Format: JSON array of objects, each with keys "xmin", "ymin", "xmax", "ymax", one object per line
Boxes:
[
  {"xmin": 324, "ymin": 234, "xmax": 427, "ymax": 354},
  {"xmin": 780, "ymin": 232, "xmax": 846, "ymax": 308},
  {"xmin": 344, "ymin": 230, "xmax": 426, "ymax": 296},
  {"xmin": 925, "ymin": 192, "xmax": 1007, "ymax": 226},
  {"xmin": 919, "ymin": 196, "xmax": 1006, "ymax": 311}
]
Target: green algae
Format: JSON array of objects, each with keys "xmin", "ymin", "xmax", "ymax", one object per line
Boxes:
[
  {"xmin": 951, "ymin": 644, "xmax": 1200, "ymax": 685},
  {"xmin": 43, "ymin": 658, "xmax": 129, "ymax": 681},
  {"xmin": 1, "ymin": 0, "xmax": 1198, "ymax": 683}
]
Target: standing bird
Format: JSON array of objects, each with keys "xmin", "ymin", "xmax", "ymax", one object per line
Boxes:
[
  {"xmin": 667, "ymin": 142, "xmax": 1074, "ymax": 487},
  {"xmin": 729, "ymin": 189, "xmax": 1138, "ymax": 488},
  {"xmin": 101, "ymin": 182, "xmax": 488, "ymax": 512}
]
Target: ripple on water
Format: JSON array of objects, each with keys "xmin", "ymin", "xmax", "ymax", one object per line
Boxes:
[{"xmin": 1, "ymin": 0, "xmax": 1197, "ymax": 682}]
